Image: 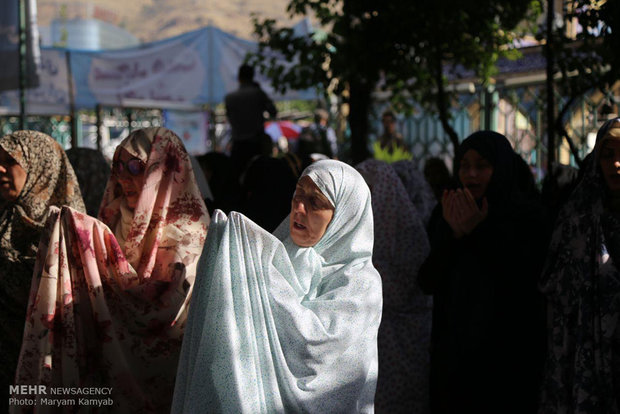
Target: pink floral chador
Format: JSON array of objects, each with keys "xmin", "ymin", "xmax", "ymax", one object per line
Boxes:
[{"xmin": 13, "ymin": 128, "xmax": 210, "ymax": 413}]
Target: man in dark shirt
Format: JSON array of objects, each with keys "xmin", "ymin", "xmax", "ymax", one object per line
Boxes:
[
  {"xmin": 296, "ymin": 109, "xmax": 338, "ymax": 166},
  {"xmin": 225, "ymin": 64, "xmax": 277, "ymax": 182},
  {"xmin": 378, "ymin": 110, "xmax": 408, "ymax": 153}
]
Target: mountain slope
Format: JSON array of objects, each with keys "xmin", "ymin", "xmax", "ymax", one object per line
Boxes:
[{"xmin": 37, "ymin": 0, "xmax": 296, "ymax": 42}]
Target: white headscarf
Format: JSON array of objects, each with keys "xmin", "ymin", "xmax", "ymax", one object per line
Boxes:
[{"xmin": 173, "ymin": 160, "xmax": 383, "ymax": 413}]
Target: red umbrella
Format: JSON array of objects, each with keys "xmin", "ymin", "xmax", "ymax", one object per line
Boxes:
[{"xmin": 264, "ymin": 120, "xmax": 303, "ymax": 142}]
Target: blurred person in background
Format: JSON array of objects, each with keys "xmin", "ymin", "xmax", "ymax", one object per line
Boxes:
[
  {"xmin": 66, "ymin": 147, "xmax": 111, "ymax": 217},
  {"xmin": 374, "ymin": 110, "xmax": 411, "ymax": 163},
  {"xmin": 297, "ymin": 109, "xmax": 338, "ymax": 166},
  {"xmin": 423, "ymin": 157, "xmax": 454, "ymax": 203},
  {"xmin": 392, "ymin": 160, "xmax": 437, "ymax": 227},
  {"xmin": 239, "ymin": 153, "xmax": 301, "ymax": 232},
  {"xmin": 196, "ymin": 151, "xmax": 238, "ymax": 215},
  {"xmin": 225, "ymin": 64, "xmax": 277, "ymax": 183},
  {"xmin": 357, "ymin": 159, "xmax": 432, "ymax": 414}
]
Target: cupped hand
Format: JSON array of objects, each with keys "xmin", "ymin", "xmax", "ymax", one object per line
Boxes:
[{"xmin": 442, "ymin": 188, "xmax": 488, "ymax": 238}]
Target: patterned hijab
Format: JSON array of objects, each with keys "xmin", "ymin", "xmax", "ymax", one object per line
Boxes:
[
  {"xmin": 99, "ymin": 127, "xmax": 210, "ymax": 282},
  {"xmin": 0, "ymin": 130, "xmax": 85, "ymax": 264},
  {"xmin": 356, "ymin": 159, "xmax": 430, "ymax": 311},
  {"xmin": 15, "ymin": 127, "xmax": 210, "ymax": 413},
  {"xmin": 539, "ymin": 117, "xmax": 620, "ymax": 414},
  {"xmin": 392, "ymin": 160, "xmax": 437, "ymax": 226},
  {"xmin": 0, "ymin": 130, "xmax": 84, "ymax": 406},
  {"xmin": 356, "ymin": 158, "xmax": 432, "ymax": 414}
]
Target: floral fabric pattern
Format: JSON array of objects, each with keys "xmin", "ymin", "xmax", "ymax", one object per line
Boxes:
[
  {"xmin": 539, "ymin": 118, "xmax": 620, "ymax": 414},
  {"xmin": 356, "ymin": 159, "xmax": 432, "ymax": 414},
  {"xmin": 173, "ymin": 160, "xmax": 383, "ymax": 413},
  {"xmin": 392, "ymin": 160, "xmax": 437, "ymax": 226},
  {"xmin": 0, "ymin": 130, "xmax": 85, "ymax": 404},
  {"xmin": 14, "ymin": 127, "xmax": 209, "ymax": 413}
]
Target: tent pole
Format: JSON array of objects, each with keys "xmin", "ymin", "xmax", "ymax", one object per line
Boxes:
[
  {"xmin": 546, "ymin": 0, "xmax": 556, "ymax": 168},
  {"xmin": 18, "ymin": 0, "xmax": 26, "ymax": 130},
  {"xmin": 126, "ymin": 108, "xmax": 133, "ymax": 133},
  {"xmin": 96, "ymin": 103, "xmax": 102, "ymax": 151},
  {"xmin": 65, "ymin": 50, "xmax": 78, "ymax": 147}
]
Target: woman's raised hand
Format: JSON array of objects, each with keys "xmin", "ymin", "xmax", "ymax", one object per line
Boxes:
[{"xmin": 442, "ymin": 188, "xmax": 488, "ymax": 238}]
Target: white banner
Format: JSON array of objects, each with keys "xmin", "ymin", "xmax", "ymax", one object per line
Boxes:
[
  {"xmin": 0, "ymin": 48, "xmax": 69, "ymax": 115},
  {"xmin": 71, "ymin": 30, "xmax": 208, "ymax": 108},
  {"xmin": 163, "ymin": 109, "xmax": 209, "ymax": 155},
  {"xmin": 1, "ymin": 22, "xmax": 318, "ymax": 114}
]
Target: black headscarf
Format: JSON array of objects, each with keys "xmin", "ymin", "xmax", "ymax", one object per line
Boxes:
[
  {"xmin": 455, "ymin": 130, "xmax": 538, "ymax": 208},
  {"xmin": 66, "ymin": 147, "xmax": 111, "ymax": 217}
]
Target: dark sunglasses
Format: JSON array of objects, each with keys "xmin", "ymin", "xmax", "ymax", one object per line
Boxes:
[{"xmin": 112, "ymin": 157, "xmax": 145, "ymax": 176}]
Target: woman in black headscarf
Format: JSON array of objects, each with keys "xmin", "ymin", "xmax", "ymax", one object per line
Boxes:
[
  {"xmin": 418, "ymin": 130, "xmax": 548, "ymax": 414},
  {"xmin": 539, "ymin": 118, "xmax": 620, "ymax": 414}
]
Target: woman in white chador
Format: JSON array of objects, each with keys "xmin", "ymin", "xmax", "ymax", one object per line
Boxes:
[{"xmin": 172, "ymin": 159, "xmax": 383, "ymax": 413}]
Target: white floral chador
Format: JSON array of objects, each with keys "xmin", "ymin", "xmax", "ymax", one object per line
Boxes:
[{"xmin": 173, "ymin": 160, "xmax": 383, "ymax": 413}]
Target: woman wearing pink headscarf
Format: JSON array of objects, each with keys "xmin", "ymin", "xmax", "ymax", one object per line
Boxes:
[{"xmin": 13, "ymin": 127, "xmax": 209, "ymax": 413}]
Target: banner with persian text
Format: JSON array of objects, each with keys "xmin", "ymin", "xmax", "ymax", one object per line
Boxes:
[
  {"xmin": 70, "ymin": 25, "xmax": 316, "ymax": 109},
  {"xmin": 70, "ymin": 29, "xmax": 209, "ymax": 108},
  {"xmin": 0, "ymin": 24, "xmax": 316, "ymax": 114},
  {"xmin": 0, "ymin": 48, "xmax": 69, "ymax": 114}
]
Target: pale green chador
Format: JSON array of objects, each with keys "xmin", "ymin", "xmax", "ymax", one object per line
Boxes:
[{"xmin": 172, "ymin": 160, "xmax": 383, "ymax": 413}]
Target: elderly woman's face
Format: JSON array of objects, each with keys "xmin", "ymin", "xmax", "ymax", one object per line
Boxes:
[
  {"xmin": 599, "ymin": 138, "xmax": 620, "ymax": 192},
  {"xmin": 458, "ymin": 149, "xmax": 494, "ymax": 200},
  {"xmin": 290, "ymin": 176, "xmax": 335, "ymax": 247},
  {"xmin": 113, "ymin": 147, "xmax": 146, "ymax": 209},
  {"xmin": 0, "ymin": 147, "xmax": 27, "ymax": 202}
]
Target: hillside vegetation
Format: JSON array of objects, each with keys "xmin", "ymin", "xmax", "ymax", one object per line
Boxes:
[{"xmin": 37, "ymin": 0, "xmax": 296, "ymax": 41}]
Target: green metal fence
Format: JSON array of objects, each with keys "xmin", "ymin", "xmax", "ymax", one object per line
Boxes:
[
  {"xmin": 0, "ymin": 116, "xmax": 73, "ymax": 148},
  {"xmin": 3, "ymin": 81, "xmax": 618, "ymax": 179},
  {"xmin": 370, "ymin": 81, "xmax": 619, "ymax": 178}
]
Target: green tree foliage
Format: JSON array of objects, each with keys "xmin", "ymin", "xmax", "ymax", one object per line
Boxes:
[
  {"xmin": 540, "ymin": 0, "xmax": 620, "ymax": 164},
  {"xmin": 251, "ymin": 0, "xmax": 539, "ymax": 162},
  {"xmin": 549, "ymin": 0, "xmax": 620, "ymax": 98}
]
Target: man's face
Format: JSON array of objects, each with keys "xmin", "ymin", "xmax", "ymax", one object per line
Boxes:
[{"xmin": 382, "ymin": 115, "xmax": 396, "ymax": 134}]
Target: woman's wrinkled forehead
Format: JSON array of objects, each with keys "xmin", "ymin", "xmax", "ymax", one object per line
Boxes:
[
  {"xmin": 0, "ymin": 130, "xmax": 51, "ymax": 169},
  {"xmin": 300, "ymin": 160, "xmax": 368, "ymax": 211},
  {"xmin": 301, "ymin": 161, "xmax": 344, "ymax": 208}
]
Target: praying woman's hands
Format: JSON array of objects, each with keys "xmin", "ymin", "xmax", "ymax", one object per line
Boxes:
[{"xmin": 441, "ymin": 188, "xmax": 488, "ymax": 238}]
